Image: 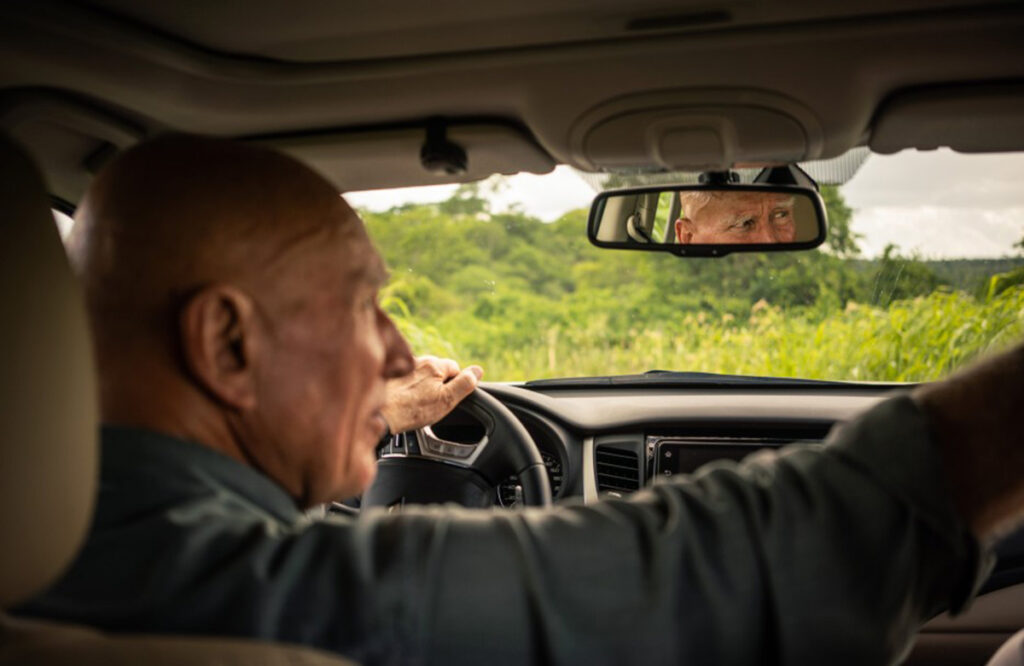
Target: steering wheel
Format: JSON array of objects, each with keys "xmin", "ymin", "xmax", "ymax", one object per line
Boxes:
[{"xmin": 362, "ymin": 388, "xmax": 553, "ymax": 509}]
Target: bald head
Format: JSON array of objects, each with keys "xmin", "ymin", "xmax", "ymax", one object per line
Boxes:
[
  {"xmin": 71, "ymin": 133, "xmax": 361, "ymax": 338},
  {"xmin": 72, "ymin": 133, "xmax": 413, "ymax": 506}
]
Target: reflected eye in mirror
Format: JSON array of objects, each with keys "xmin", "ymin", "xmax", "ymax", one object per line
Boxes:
[{"xmin": 588, "ymin": 183, "xmax": 827, "ymax": 257}]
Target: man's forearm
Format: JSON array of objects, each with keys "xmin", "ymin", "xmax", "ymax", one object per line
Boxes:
[
  {"xmin": 414, "ymin": 395, "xmax": 985, "ymax": 665},
  {"xmin": 913, "ymin": 342, "xmax": 1024, "ymax": 541}
]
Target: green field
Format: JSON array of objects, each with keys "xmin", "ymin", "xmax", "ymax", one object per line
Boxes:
[
  {"xmin": 388, "ymin": 288, "xmax": 1024, "ymax": 382},
  {"xmin": 363, "ymin": 184, "xmax": 1024, "ymax": 383}
]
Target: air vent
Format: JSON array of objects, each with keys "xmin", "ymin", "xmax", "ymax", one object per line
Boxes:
[{"xmin": 595, "ymin": 446, "xmax": 641, "ymax": 494}]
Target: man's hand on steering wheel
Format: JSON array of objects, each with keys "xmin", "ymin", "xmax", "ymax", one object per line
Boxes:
[
  {"xmin": 380, "ymin": 356, "xmax": 484, "ymax": 434},
  {"xmin": 368, "ymin": 354, "xmax": 550, "ymax": 508}
]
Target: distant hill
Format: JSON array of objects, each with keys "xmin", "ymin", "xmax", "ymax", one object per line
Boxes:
[
  {"xmin": 848, "ymin": 257, "xmax": 1024, "ymax": 292},
  {"xmin": 923, "ymin": 258, "xmax": 1024, "ymax": 291}
]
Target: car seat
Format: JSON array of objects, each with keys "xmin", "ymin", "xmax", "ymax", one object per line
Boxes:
[
  {"xmin": 987, "ymin": 630, "xmax": 1024, "ymax": 666},
  {"xmin": 0, "ymin": 132, "xmax": 357, "ymax": 666}
]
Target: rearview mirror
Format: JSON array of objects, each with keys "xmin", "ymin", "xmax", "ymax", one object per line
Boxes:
[{"xmin": 587, "ymin": 184, "xmax": 827, "ymax": 257}]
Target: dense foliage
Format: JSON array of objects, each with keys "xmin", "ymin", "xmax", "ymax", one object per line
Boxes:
[{"xmin": 362, "ymin": 184, "xmax": 1024, "ymax": 382}]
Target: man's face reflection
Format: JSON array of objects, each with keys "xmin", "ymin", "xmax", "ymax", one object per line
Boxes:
[{"xmin": 674, "ymin": 192, "xmax": 797, "ymax": 244}]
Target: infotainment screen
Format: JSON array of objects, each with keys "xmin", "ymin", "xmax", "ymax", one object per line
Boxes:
[{"xmin": 648, "ymin": 436, "xmax": 821, "ymax": 480}]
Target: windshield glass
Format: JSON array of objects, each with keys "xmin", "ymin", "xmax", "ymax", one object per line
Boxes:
[{"xmin": 352, "ymin": 149, "xmax": 1024, "ymax": 383}]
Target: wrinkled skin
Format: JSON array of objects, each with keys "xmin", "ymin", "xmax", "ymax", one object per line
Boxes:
[
  {"xmin": 69, "ymin": 133, "xmax": 475, "ymax": 507},
  {"xmin": 382, "ymin": 356, "xmax": 483, "ymax": 433},
  {"xmin": 675, "ymin": 191, "xmax": 797, "ymax": 244}
]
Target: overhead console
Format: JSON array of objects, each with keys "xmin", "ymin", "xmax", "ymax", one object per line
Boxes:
[{"xmin": 567, "ymin": 88, "xmax": 825, "ymax": 172}]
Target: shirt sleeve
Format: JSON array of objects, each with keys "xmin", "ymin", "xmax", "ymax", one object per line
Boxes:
[
  {"xmin": 21, "ymin": 394, "xmax": 991, "ymax": 666},
  {"xmin": 338, "ymin": 393, "xmax": 991, "ymax": 665}
]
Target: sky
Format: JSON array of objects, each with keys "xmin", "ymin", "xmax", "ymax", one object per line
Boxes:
[
  {"xmin": 347, "ymin": 149, "xmax": 1024, "ymax": 259},
  {"xmin": 346, "ymin": 165, "xmax": 597, "ymax": 223}
]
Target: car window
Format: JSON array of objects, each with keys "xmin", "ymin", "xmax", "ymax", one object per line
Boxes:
[
  {"xmin": 53, "ymin": 209, "xmax": 73, "ymax": 240},
  {"xmin": 352, "ymin": 149, "xmax": 1024, "ymax": 383}
]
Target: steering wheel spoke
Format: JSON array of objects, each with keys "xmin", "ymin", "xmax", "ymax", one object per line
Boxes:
[
  {"xmin": 363, "ymin": 388, "xmax": 552, "ymax": 509},
  {"xmin": 416, "ymin": 424, "xmax": 489, "ymax": 466}
]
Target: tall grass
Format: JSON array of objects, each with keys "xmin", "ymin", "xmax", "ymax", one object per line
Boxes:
[{"xmin": 389, "ymin": 287, "xmax": 1024, "ymax": 383}]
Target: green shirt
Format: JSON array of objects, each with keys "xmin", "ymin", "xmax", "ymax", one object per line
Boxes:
[{"xmin": 18, "ymin": 395, "xmax": 991, "ymax": 665}]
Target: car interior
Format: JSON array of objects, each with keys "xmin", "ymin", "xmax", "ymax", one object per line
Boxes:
[{"xmin": 1, "ymin": 1, "xmax": 1023, "ymax": 664}]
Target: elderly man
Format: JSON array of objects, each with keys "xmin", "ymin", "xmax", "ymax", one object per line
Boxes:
[
  {"xmin": 16, "ymin": 134, "xmax": 1024, "ymax": 665},
  {"xmin": 674, "ymin": 190, "xmax": 798, "ymax": 244}
]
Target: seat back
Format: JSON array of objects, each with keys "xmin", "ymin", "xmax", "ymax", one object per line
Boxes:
[
  {"xmin": 0, "ymin": 134, "xmax": 97, "ymax": 609},
  {"xmin": 0, "ymin": 612, "xmax": 357, "ymax": 666},
  {"xmin": 988, "ymin": 629, "xmax": 1024, "ymax": 666}
]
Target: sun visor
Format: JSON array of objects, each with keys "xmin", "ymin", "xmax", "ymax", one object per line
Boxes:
[
  {"xmin": 568, "ymin": 89, "xmax": 824, "ymax": 172},
  {"xmin": 871, "ymin": 83, "xmax": 1024, "ymax": 154},
  {"xmin": 264, "ymin": 123, "xmax": 555, "ymax": 192}
]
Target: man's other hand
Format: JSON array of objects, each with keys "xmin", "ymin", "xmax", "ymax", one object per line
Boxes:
[{"xmin": 380, "ymin": 356, "xmax": 484, "ymax": 434}]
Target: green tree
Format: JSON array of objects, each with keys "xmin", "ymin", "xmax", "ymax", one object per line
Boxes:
[
  {"xmin": 870, "ymin": 244, "xmax": 943, "ymax": 307},
  {"xmin": 821, "ymin": 185, "xmax": 861, "ymax": 258},
  {"xmin": 360, "ymin": 186, "xmax": 1024, "ymax": 382},
  {"xmin": 438, "ymin": 182, "xmax": 489, "ymax": 217}
]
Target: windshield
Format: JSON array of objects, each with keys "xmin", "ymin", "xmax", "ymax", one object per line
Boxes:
[{"xmin": 352, "ymin": 149, "xmax": 1024, "ymax": 383}]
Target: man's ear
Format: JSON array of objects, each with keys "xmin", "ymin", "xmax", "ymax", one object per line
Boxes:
[
  {"xmin": 178, "ymin": 284, "xmax": 260, "ymax": 411},
  {"xmin": 675, "ymin": 218, "xmax": 694, "ymax": 244}
]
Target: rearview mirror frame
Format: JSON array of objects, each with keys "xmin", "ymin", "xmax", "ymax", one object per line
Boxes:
[{"xmin": 587, "ymin": 183, "xmax": 828, "ymax": 257}]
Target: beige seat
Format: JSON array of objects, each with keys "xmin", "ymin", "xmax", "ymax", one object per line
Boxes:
[
  {"xmin": 0, "ymin": 133, "xmax": 355, "ymax": 666},
  {"xmin": 988, "ymin": 630, "xmax": 1024, "ymax": 666},
  {"xmin": 0, "ymin": 613, "xmax": 357, "ymax": 666}
]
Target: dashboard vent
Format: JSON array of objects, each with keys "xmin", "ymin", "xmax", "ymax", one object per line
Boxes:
[{"xmin": 595, "ymin": 445, "xmax": 641, "ymax": 494}]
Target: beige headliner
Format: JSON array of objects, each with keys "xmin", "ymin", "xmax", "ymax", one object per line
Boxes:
[{"xmin": 0, "ymin": 0, "xmax": 1022, "ymax": 202}]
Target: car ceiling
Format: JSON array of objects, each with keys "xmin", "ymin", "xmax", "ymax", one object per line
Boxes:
[
  {"xmin": 0, "ymin": 0, "xmax": 1023, "ymax": 202},
  {"xmin": 59, "ymin": 0, "xmax": 1011, "ymax": 63}
]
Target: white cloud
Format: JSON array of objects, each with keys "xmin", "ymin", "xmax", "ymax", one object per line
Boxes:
[
  {"xmin": 484, "ymin": 167, "xmax": 597, "ymax": 221},
  {"xmin": 851, "ymin": 206, "xmax": 1024, "ymax": 259},
  {"xmin": 841, "ymin": 149, "xmax": 1024, "ymax": 257},
  {"xmin": 345, "ymin": 182, "xmax": 458, "ymax": 211},
  {"xmin": 345, "ymin": 166, "xmax": 595, "ymax": 222},
  {"xmin": 842, "ymin": 150, "xmax": 1024, "ymax": 208}
]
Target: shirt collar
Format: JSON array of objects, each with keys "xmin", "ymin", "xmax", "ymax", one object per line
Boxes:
[{"xmin": 99, "ymin": 425, "xmax": 303, "ymax": 523}]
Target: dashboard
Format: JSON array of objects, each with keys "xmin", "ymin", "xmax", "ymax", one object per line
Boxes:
[{"xmin": 440, "ymin": 382, "xmax": 882, "ymax": 506}]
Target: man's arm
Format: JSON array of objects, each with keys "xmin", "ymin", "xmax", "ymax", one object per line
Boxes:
[
  {"xmin": 913, "ymin": 343, "xmax": 1024, "ymax": 540},
  {"xmin": 240, "ymin": 392, "xmax": 986, "ymax": 665},
  {"xmin": 100, "ymin": 391, "xmax": 972, "ymax": 665},
  {"xmin": 404, "ymin": 394, "xmax": 987, "ymax": 665}
]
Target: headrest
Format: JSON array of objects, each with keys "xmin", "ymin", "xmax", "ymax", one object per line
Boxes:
[
  {"xmin": 987, "ymin": 629, "xmax": 1024, "ymax": 666},
  {"xmin": 0, "ymin": 134, "xmax": 98, "ymax": 607}
]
